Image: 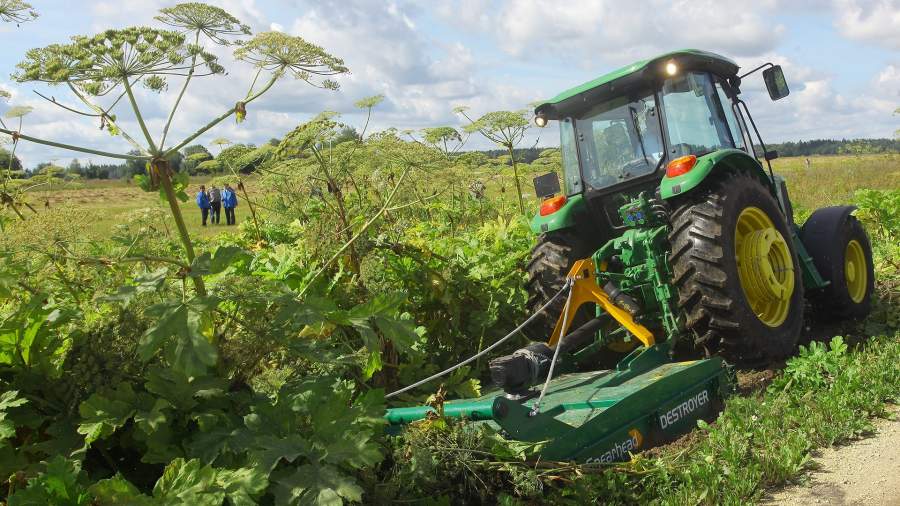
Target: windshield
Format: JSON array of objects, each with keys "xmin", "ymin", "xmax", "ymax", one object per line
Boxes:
[
  {"xmin": 660, "ymin": 71, "xmax": 736, "ymax": 158},
  {"xmin": 573, "ymin": 91, "xmax": 664, "ymax": 190}
]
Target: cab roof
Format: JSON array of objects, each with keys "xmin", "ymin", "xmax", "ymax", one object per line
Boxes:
[{"xmin": 535, "ymin": 49, "xmax": 739, "ymax": 119}]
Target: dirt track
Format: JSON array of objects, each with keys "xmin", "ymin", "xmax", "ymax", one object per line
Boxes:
[{"xmin": 763, "ymin": 407, "xmax": 900, "ymax": 506}]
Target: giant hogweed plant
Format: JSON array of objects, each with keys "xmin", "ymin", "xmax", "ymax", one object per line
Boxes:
[
  {"xmin": 0, "ymin": 4, "xmax": 429, "ymax": 504},
  {"xmin": 0, "ymin": 0, "xmax": 37, "ymax": 25},
  {"xmin": 2, "ymin": 3, "xmax": 347, "ymax": 296}
]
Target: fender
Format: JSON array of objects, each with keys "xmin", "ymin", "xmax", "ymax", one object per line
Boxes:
[
  {"xmin": 530, "ymin": 193, "xmax": 587, "ymax": 234},
  {"xmin": 799, "ymin": 205, "xmax": 858, "ymax": 291},
  {"xmin": 658, "ymin": 149, "xmax": 774, "ymax": 200}
]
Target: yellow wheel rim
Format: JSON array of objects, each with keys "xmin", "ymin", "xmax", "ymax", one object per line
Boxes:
[
  {"xmin": 844, "ymin": 239, "xmax": 867, "ymax": 303},
  {"xmin": 734, "ymin": 207, "xmax": 795, "ymax": 327}
]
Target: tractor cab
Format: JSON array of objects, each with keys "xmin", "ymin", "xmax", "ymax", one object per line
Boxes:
[{"xmin": 531, "ymin": 50, "xmax": 786, "ymax": 247}]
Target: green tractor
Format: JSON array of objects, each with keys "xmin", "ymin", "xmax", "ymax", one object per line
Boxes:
[
  {"xmin": 385, "ymin": 50, "xmax": 875, "ymax": 462},
  {"xmin": 525, "ymin": 49, "xmax": 874, "ymax": 364}
]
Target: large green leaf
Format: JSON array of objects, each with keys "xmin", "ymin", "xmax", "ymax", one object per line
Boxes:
[
  {"xmin": 0, "ymin": 295, "xmax": 76, "ymax": 374},
  {"xmin": 190, "ymin": 246, "xmax": 251, "ymax": 277},
  {"xmin": 7, "ymin": 456, "xmax": 91, "ymax": 506},
  {"xmin": 372, "ymin": 315, "xmax": 421, "ymax": 354},
  {"xmin": 321, "ymin": 432, "xmax": 381, "ymax": 468},
  {"xmin": 100, "ymin": 268, "xmax": 168, "ymax": 307},
  {"xmin": 77, "ymin": 385, "xmax": 138, "ymax": 445},
  {"xmin": 216, "ymin": 467, "xmax": 268, "ymax": 506},
  {"xmin": 88, "ymin": 475, "xmax": 154, "ymax": 506},
  {"xmin": 248, "ymin": 434, "xmax": 311, "ymax": 473},
  {"xmin": 133, "ymin": 398, "xmax": 181, "ymax": 464},
  {"xmin": 272, "ymin": 463, "xmax": 363, "ymax": 506},
  {"xmin": 0, "ymin": 390, "xmax": 27, "ymax": 443},
  {"xmin": 153, "ymin": 458, "xmax": 224, "ymax": 506},
  {"xmin": 139, "ymin": 297, "xmax": 219, "ymax": 377},
  {"xmin": 152, "ymin": 459, "xmax": 265, "ymax": 506},
  {"xmin": 143, "ymin": 366, "xmax": 229, "ymax": 411}
]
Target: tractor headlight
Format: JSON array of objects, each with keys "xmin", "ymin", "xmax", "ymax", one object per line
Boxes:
[
  {"xmin": 665, "ymin": 60, "xmax": 678, "ymax": 76},
  {"xmin": 534, "ymin": 114, "xmax": 548, "ymax": 128}
]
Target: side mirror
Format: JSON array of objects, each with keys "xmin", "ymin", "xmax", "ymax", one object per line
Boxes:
[
  {"xmin": 763, "ymin": 65, "xmax": 789, "ymax": 101},
  {"xmin": 533, "ymin": 172, "xmax": 561, "ymax": 199}
]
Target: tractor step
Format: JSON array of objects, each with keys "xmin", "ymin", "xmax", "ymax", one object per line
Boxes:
[{"xmin": 385, "ymin": 346, "xmax": 733, "ymax": 462}]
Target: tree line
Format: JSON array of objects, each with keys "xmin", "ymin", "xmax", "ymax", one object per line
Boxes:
[{"xmin": 3, "ymin": 136, "xmax": 897, "ymax": 184}]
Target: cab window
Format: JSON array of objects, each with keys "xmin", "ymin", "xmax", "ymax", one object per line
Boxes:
[{"xmin": 661, "ymin": 72, "xmax": 736, "ymax": 157}]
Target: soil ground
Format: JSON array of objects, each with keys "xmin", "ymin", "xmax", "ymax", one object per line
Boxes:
[{"xmin": 763, "ymin": 406, "xmax": 900, "ymax": 506}]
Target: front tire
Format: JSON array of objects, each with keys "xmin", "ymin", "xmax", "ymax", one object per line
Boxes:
[{"xmin": 669, "ymin": 171, "xmax": 804, "ymax": 363}]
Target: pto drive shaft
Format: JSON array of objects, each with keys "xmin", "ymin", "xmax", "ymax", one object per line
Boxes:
[{"xmin": 489, "ymin": 317, "xmax": 604, "ymax": 396}]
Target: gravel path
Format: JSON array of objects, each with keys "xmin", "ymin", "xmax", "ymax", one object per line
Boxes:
[{"xmin": 763, "ymin": 408, "xmax": 900, "ymax": 506}]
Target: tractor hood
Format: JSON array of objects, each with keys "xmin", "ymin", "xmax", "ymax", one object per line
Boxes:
[{"xmin": 535, "ymin": 49, "xmax": 739, "ymax": 120}]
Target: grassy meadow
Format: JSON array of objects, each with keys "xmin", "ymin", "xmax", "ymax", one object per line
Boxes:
[
  {"xmin": 9, "ymin": 153, "xmax": 899, "ymax": 245},
  {"xmin": 5, "ymin": 176, "xmax": 261, "ymax": 243}
]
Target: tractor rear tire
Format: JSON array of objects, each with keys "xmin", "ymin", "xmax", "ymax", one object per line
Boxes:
[
  {"xmin": 801, "ymin": 213, "xmax": 874, "ymax": 319},
  {"xmin": 524, "ymin": 230, "xmax": 593, "ymax": 340},
  {"xmin": 669, "ymin": 171, "xmax": 804, "ymax": 363}
]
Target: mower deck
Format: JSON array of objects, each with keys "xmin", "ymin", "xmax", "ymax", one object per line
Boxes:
[{"xmin": 386, "ymin": 346, "xmax": 733, "ymax": 462}]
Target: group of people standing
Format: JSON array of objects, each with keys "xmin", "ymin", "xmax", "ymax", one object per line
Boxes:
[{"xmin": 196, "ymin": 184, "xmax": 238, "ymax": 226}]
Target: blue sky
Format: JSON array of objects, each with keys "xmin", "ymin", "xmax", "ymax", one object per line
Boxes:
[{"xmin": 1, "ymin": 0, "xmax": 898, "ymax": 168}]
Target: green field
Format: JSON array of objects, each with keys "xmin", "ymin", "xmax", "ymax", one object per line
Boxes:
[
  {"xmin": 8, "ymin": 177, "xmax": 255, "ymax": 240},
  {"xmin": 9, "ymin": 153, "xmax": 899, "ymax": 244}
]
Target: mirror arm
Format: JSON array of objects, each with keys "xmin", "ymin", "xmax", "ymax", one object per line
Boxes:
[
  {"xmin": 738, "ymin": 62, "xmax": 774, "ymax": 80},
  {"xmin": 736, "ymin": 98, "xmax": 787, "ymax": 215}
]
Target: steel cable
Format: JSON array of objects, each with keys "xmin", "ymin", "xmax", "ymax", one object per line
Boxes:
[{"xmin": 385, "ymin": 280, "xmax": 573, "ymax": 399}]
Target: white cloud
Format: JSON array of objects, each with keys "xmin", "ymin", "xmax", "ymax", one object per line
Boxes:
[
  {"xmin": 833, "ymin": 0, "xmax": 900, "ymax": 49},
  {"xmin": 434, "ymin": 0, "xmax": 785, "ymax": 66},
  {"xmin": 736, "ymin": 57, "xmax": 900, "ymax": 141},
  {"xmin": 1, "ymin": 0, "xmax": 896, "ymax": 168}
]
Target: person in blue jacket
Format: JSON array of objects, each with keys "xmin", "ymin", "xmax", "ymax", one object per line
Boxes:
[
  {"xmin": 222, "ymin": 184, "xmax": 238, "ymax": 225},
  {"xmin": 196, "ymin": 185, "xmax": 211, "ymax": 226}
]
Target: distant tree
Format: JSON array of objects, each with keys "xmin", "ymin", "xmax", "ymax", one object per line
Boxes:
[
  {"xmin": 182, "ymin": 144, "xmax": 210, "ymax": 157},
  {"xmin": 82, "ymin": 162, "xmax": 111, "ymax": 179},
  {"xmin": 167, "ymin": 150, "xmax": 184, "ymax": 172},
  {"xmin": 532, "ymin": 148, "xmax": 562, "ymax": 170},
  {"xmin": 123, "ymin": 150, "xmax": 147, "ymax": 178},
  {"xmin": 334, "ymin": 126, "xmax": 360, "ymax": 144},
  {"xmin": 455, "ymin": 151, "xmax": 488, "ymax": 169},
  {"xmin": 194, "ymin": 159, "xmax": 222, "ymax": 174},
  {"xmin": 67, "ymin": 158, "xmax": 83, "ymax": 175},
  {"xmin": 234, "ymin": 143, "xmax": 275, "ymax": 173},
  {"xmin": 181, "ymin": 144, "xmax": 211, "ymax": 173},
  {"xmin": 216, "ymin": 143, "xmax": 254, "ymax": 172}
]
